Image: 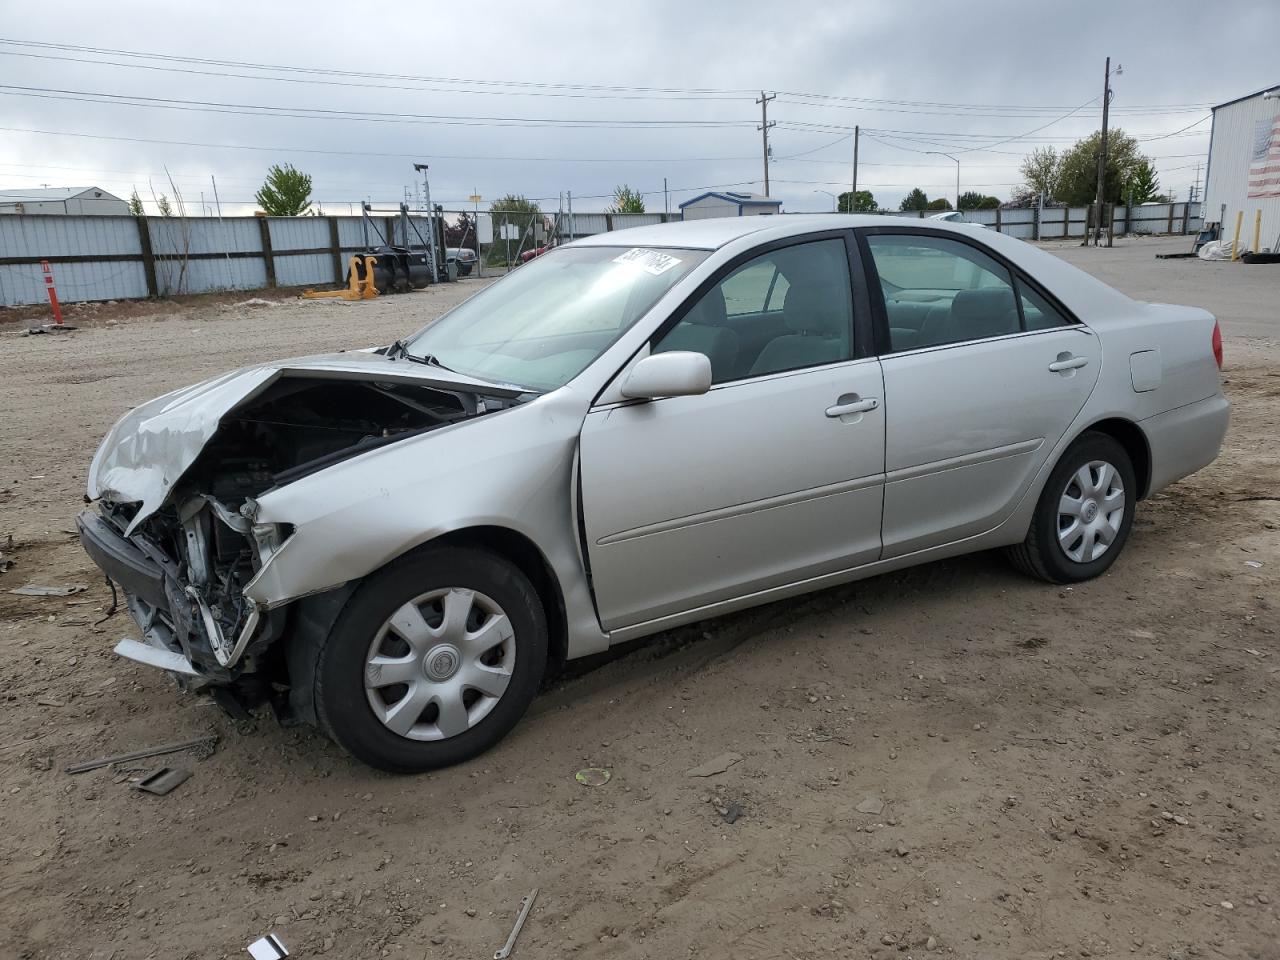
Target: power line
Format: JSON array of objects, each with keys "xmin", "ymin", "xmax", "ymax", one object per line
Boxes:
[
  {"xmin": 0, "ymin": 125, "xmax": 768, "ymax": 163},
  {"xmin": 0, "ymin": 85, "xmax": 755, "ymax": 128},
  {"xmin": 0, "ymin": 36, "xmax": 1222, "ymax": 116}
]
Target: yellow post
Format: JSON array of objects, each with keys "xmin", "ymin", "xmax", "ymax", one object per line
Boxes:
[
  {"xmin": 1231, "ymin": 210, "xmax": 1244, "ymax": 261},
  {"xmin": 1254, "ymin": 209, "xmax": 1263, "ymax": 256}
]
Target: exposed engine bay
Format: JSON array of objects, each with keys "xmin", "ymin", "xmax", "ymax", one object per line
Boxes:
[{"xmin": 84, "ymin": 374, "xmax": 522, "ymax": 701}]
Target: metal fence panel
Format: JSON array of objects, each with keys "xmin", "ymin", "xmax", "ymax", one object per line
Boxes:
[
  {"xmin": 155, "ymin": 255, "xmax": 268, "ymax": 295},
  {"xmin": 0, "ymin": 260, "xmax": 149, "ymax": 306},
  {"xmin": 274, "ymin": 254, "xmax": 333, "ymax": 288},
  {"xmin": 268, "ymin": 216, "xmax": 328, "ymax": 251}
]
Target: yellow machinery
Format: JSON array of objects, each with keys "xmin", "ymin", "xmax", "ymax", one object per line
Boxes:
[{"xmin": 302, "ymin": 255, "xmax": 379, "ymax": 300}]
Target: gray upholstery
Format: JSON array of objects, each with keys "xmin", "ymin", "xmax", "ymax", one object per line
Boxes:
[
  {"xmin": 919, "ymin": 288, "xmax": 1018, "ymax": 346},
  {"xmin": 750, "ymin": 283, "xmax": 851, "ymax": 375},
  {"xmin": 654, "ymin": 286, "xmax": 739, "ymax": 382}
]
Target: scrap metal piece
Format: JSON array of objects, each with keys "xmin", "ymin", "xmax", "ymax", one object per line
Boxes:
[
  {"xmin": 10, "ymin": 583, "xmax": 87, "ymax": 596},
  {"xmin": 493, "ymin": 888, "xmax": 538, "ymax": 960},
  {"xmin": 65, "ymin": 734, "xmax": 217, "ymax": 774},
  {"xmin": 246, "ymin": 933, "xmax": 289, "ymax": 959},
  {"xmin": 113, "ymin": 637, "xmax": 201, "ymax": 676},
  {"xmin": 133, "ymin": 766, "xmax": 191, "ymax": 796}
]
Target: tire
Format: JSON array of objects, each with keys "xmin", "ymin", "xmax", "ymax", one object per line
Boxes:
[
  {"xmin": 313, "ymin": 547, "xmax": 548, "ymax": 773},
  {"xmin": 1007, "ymin": 431, "xmax": 1137, "ymax": 584}
]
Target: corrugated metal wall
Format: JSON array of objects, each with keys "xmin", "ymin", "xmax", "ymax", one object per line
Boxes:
[
  {"xmin": 1205, "ymin": 91, "xmax": 1280, "ymax": 251},
  {"xmin": 0, "ymin": 202, "xmax": 1205, "ymax": 308},
  {"xmin": 0, "ymin": 215, "xmax": 149, "ymax": 306},
  {"xmin": 872, "ymin": 203, "xmax": 1200, "ymax": 240}
]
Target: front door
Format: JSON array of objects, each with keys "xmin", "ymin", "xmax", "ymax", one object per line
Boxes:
[{"xmin": 578, "ymin": 235, "xmax": 886, "ymax": 631}]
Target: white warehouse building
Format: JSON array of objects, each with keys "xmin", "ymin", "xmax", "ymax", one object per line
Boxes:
[
  {"xmin": 679, "ymin": 191, "xmax": 782, "ymax": 220},
  {"xmin": 0, "ymin": 186, "xmax": 129, "ymax": 216},
  {"xmin": 1203, "ymin": 84, "xmax": 1280, "ymax": 253}
]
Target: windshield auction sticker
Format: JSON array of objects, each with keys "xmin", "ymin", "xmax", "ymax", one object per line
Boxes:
[{"xmin": 613, "ymin": 248, "xmax": 683, "ymax": 275}]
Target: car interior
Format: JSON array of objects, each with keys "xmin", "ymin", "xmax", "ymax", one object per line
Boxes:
[{"xmin": 653, "ymin": 238, "xmax": 854, "ymax": 382}]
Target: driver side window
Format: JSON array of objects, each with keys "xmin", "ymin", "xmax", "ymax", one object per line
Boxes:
[{"xmin": 652, "ymin": 238, "xmax": 853, "ymax": 384}]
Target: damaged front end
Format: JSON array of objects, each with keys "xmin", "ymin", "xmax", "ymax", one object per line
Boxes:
[{"xmin": 80, "ymin": 355, "xmax": 526, "ymax": 705}]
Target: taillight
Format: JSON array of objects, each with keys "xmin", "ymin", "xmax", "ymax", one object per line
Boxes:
[{"xmin": 1211, "ymin": 320, "xmax": 1223, "ymax": 370}]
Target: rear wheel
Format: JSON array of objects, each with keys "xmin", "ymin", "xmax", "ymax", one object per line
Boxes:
[
  {"xmin": 314, "ymin": 548, "xmax": 547, "ymax": 773},
  {"xmin": 1007, "ymin": 432, "xmax": 1136, "ymax": 584}
]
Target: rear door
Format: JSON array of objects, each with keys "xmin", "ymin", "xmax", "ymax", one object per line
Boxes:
[{"xmin": 859, "ymin": 229, "xmax": 1100, "ymax": 558}]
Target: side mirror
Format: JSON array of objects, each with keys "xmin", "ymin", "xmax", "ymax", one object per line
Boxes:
[{"xmin": 620, "ymin": 351, "xmax": 713, "ymax": 400}]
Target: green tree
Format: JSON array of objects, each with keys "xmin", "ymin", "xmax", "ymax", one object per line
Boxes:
[
  {"xmin": 156, "ymin": 194, "xmax": 173, "ymax": 217},
  {"xmin": 1018, "ymin": 146, "xmax": 1060, "ymax": 201},
  {"xmin": 926, "ymin": 197, "xmax": 953, "ymax": 211},
  {"xmin": 489, "ymin": 194, "xmax": 542, "ymax": 264},
  {"xmin": 1121, "ymin": 158, "xmax": 1163, "ymax": 205},
  {"xmin": 255, "ymin": 163, "xmax": 313, "ymax": 216},
  {"xmin": 958, "ymin": 191, "xmax": 1000, "ymax": 210},
  {"xmin": 837, "ymin": 189, "xmax": 877, "ymax": 212},
  {"xmin": 609, "ymin": 184, "xmax": 645, "ymax": 214},
  {"xmin": 127, "ymin": 189, "xmax": 144, "ymax": 216},
  {"xmin": 899, "ymin": 188, "xmax": 930, "ymax": 212},
  {"xmin": 1053, "ymin": 129, "xmax": 1144, "ymax": 206}
]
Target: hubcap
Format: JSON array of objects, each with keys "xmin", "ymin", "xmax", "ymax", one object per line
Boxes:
[
  {"xmin": 363, "ymin": 587, "xmax": 516, "ymax": 742},
  {"xmin": 1057, "ymin": 459, "xmax": 1126, "ymax": 563}
]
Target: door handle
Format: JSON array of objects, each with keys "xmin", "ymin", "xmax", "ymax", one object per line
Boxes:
[
  {"xmin": 1048, "ymin": 354, "xmax": 1089, "ymax": 373},
  {"xmin": 825, "ymin": 397, "xmax": 879, "ymax": 418}
]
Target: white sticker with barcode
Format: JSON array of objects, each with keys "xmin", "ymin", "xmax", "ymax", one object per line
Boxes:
[{"xmin": 612, "ymin": 248, "xmax": 682, "ymax": 275}]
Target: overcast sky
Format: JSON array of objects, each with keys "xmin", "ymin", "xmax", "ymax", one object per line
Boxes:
[{"xmin": 1, "ymin": 0, "xmax": 1276, "ymax": 216}]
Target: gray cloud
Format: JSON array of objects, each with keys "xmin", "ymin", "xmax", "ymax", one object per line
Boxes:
[{"xmin": 1, "ymin": 0, "xmax": 1275, "ymax": 215}]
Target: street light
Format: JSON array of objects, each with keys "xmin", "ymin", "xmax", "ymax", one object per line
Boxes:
[
  {"xmin": 813, "ymin": 189, "xmax": 837, "ymax": 212},
  {"xmin": 927, "ymin": 152, "xmax": 960, "ymax": 212}
]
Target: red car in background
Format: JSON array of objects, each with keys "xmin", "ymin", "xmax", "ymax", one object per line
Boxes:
[{"xmin": 519, "ymin": 241, "xmax": 556, "ymax": 264}]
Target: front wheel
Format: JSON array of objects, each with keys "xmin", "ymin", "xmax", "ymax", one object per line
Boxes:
[
  {"xmin": 313, "ymin": 548, "xmax": 548, "ymax": 773},
  {"xmin": 1007, "ymin": 431, "xmax": 1136, "ymax": 584}
]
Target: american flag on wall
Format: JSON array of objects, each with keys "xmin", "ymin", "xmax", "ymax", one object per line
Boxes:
[{"xmin": 1247, "ymin": 115, "xmax": 1280, "ymax": 198}]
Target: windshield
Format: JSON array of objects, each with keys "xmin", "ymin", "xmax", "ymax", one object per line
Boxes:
[{"xmin": 403, "ymin": 245, "xmax": 709, "ymax": 390}]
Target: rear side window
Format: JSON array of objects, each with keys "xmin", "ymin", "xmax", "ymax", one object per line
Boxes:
[
  {"xmin": 1018, "ymin": 283, "xmax": 1071, "ymax": 330},
  {"xmin": 867, "ymin": 234, "xmax": 1019, "ymax": 351}
]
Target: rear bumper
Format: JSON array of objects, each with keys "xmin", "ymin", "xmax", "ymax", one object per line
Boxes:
[
  {"xmin": 1142, "ymin": 393, "xmax": 1230, "ymax": 495},
  {"xmin": 76, "ymin": 510, "xmax": 169, "ymax": 610}
]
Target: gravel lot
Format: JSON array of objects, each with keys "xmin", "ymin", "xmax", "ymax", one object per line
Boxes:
[{"xmin": 1, "ymin": 236, "xmax": 1277, "ymax": 960}]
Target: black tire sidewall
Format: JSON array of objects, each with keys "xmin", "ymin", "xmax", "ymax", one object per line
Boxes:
[
  {"xmin": 315, "ymin": 548, "xmax": 547, "ymax": 774},
  {"xmin": 1032, "ymin": 433, "xmax": 1137, "ymax": 583}
]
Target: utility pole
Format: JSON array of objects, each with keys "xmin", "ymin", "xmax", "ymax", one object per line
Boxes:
[
  {"xmin": 1092, "ymin": 56, "xmax": 1115, "ymax": 246},
  {"xmin": 850, "ymin": 125, "xmax": 859, "ymax": 212},
  {"xmin": 664, "ymin": 176, "xmax": 669, "ymax": 216},
  {"xmin": 756, "ymin": 91, "xmax": 776, "ymax": 197}
]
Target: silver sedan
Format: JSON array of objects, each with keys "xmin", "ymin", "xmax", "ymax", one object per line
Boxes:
[{"xmin": 79, "ymin": 216, "xmax": 1229, "ymax": 772}]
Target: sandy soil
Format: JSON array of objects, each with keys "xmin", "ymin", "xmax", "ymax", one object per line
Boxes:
[{"xmin": 1, "ymin": 240, "xmax": 1277, "ymax": 960}]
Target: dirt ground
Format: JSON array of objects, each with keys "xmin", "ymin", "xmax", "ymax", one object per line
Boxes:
[{"xmin": 1, "ymin": 237, "xmax": 1277, "ymax": 960}]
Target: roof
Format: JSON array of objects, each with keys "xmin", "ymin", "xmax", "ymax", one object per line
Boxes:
[
  {"xmin": 1211, "ymin": 83, "xmax": 1280, "ymax": 111},
  {"xmin": 677, "ymin": 190, "xmax": 783, "ymax": 209},
  {"xmin": 0, "ymin": 186, "xmax": 124, "ymax": 202},
  {"xmin": 573, "ymin": 213, "xmax": 982, "ymax": 250}
]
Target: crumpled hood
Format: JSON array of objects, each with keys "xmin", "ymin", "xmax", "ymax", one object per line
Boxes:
[{"xmin": 87, "ymin": 350, "xmax": 519, "ymax": 534}]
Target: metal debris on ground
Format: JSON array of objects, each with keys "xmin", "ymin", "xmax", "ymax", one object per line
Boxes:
[
  {"xmin": 24, "ymin": 323, "xmax": 79, "ymax": 335},
  {"xmin": 10, "ymin": 583, "xmax": 88, "ymax": 597},
  {"xmin": 493, "ymin": 887, "xmax": 538, "ymax": 960},
  {"xmin": 65, "ymin": 734, "xmax": 218, "ymax": 774},
  {"xmin": 685, "ymin": 751, "xmax": 743, "ymax": 777},
  {"xmin": 133, "ymin": 766, "xmax": 192, "ymax": 796},
  {"xmin": 246, "ymin": 933, "xmax": 289, "ymax": 959},
  {"xmin": 574, "ymin": 767, "xmax": 611, "ymax": 787},
  {"xmin": 717, "ymin": 800, "xmax": 745, "ymax": 824}
]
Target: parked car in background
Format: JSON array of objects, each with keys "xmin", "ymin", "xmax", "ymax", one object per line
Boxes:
[
  {"xmin": 446, "ymin": 246, "xmax": 477, "ymax": 276},
  {"xmin": 79, "ymin": 215, "xmax": 1228, "ymax": 773},
  {"xmin": 519, "ymin": 241, "xmax": 555, "ymax": 264}
]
